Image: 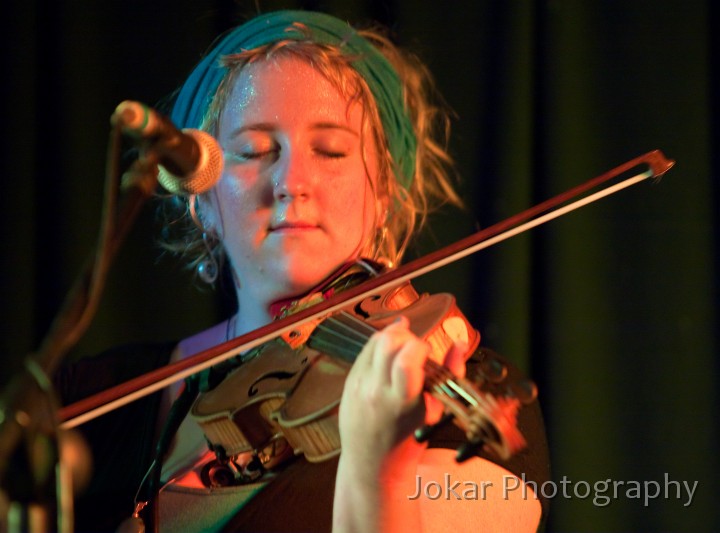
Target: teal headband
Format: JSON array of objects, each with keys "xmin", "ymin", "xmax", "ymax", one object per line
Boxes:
[{"xmin": 170, "ymin": 10, "xmax": 417, "ymax": 188}]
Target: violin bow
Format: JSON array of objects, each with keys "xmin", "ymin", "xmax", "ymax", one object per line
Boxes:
[{"xmin": 59, "ymin": 149, "xmax": 675, "ymax": 429}]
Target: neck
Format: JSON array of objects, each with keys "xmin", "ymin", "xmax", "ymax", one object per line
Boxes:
[
  {"xmin": 230, "ymin": 298, "xmax": 274, "ymax": 339},
  {"xmin": 230, "ymin": 282, "xmax": 310, "ymax": 339},
  {"xmin": 229, "ymin": 259, "xmax": 382, "ymax": 340}
]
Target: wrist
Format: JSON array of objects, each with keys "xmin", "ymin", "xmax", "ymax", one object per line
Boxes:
[{"xmin": 333, "ymin": 435, "xmax": 426, "ymax": 533}]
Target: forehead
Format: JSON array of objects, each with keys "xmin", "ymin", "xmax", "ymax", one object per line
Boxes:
[{"xmin": 219, "ymin": 55, "xmax": 362, "ymax": 127}]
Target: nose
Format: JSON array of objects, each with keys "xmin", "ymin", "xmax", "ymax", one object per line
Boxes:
[{"xmin": 272, "ymin": 147, "xmax": 311, "ymax": 202}]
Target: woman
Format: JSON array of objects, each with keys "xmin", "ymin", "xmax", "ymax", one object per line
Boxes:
[{"xmin": 58, "ymin": 10, "xmax": 549, "ymax": 532}]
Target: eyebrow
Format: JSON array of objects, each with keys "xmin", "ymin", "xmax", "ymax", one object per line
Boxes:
[
  {"xmin": 227, "ymin": 123, "xmax": 275, "ymax": 138},
  {"xmin": 311, "ymin": 122, "xmax": 359, "ymax": 137},
  {"xmin": 228, "ymin": 121, "xmax": 359, "ymax": 139}
]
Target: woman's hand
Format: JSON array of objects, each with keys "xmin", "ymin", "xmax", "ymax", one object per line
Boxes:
[
  {"xmin": 339, "ymin": 316, "xmax": 468, "ymax": 466},
  {"xmin": 333, "ymin": 316, "xmax": 468, "ymax": 532},
  {"xmin": 339, "ymin": 316, "xmax": 428, "ymax": 468}
]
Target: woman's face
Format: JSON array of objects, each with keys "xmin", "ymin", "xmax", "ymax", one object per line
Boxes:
[{"xmin": 206, "ymin": 56, "xmax": 380, "ymax": 308}]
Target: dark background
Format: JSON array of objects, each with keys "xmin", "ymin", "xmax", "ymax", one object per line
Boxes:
[{"xmin": 1, "ymin": 0, "xmax": 717, "ymax": 531}]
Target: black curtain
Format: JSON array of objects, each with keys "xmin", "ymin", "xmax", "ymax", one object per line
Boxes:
[{"xmin": 2, "ymin": 1, "xmax": 717, "ymax": 531}]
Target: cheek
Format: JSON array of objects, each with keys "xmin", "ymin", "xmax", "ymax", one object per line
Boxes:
[
  {"xmin": 212, "ymin": 176, "xmax": 260, "ymax": 243},
  {"xmin": 326, "ymin": 174, "xmax": 376, "ymax": 237}
]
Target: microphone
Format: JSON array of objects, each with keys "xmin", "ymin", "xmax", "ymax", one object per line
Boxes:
[{"xmin": 111, "ymin": 100, "xmax": 223, "ymax": 194}]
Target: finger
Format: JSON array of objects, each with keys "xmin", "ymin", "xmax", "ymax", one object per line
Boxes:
[
  {"xmin": 423, "ymin": 341, "xmax": 469, "ymax": 425},
  {"xmin": 354, "ymin": 327, "xmax": 380, "ymax": 370},
  {"xmin": 424, "ymin": 393, "xmax": 445, "ymax": 426},
  {"xmin": 355, "ymin": 315, "xmax": 408, "ymax": 369},
  {"xmin": 390, "ymin": 336, "xmax": 429, "ymax": 403},
  {"xmin": 443, "ymin": 339, "xmax": 469, "ymax": 378},
  {"xmin": 370, "ymin": 316, "xmax": 413, "ymax": 384}
]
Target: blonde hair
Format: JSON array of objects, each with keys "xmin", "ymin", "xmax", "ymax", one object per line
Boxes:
[{"xmin": 159, "ymin": 26, "xmax": 462, "ymax": 279}]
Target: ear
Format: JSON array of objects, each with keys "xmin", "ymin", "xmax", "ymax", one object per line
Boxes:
[{"xmin": 195, "ymin": 190, "xmax": 223, "ymax": 238}]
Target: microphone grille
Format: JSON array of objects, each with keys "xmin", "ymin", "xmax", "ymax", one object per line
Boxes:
[{"xmin": 157, "ymin": 130, "xmax": 224, "ymax": 195}]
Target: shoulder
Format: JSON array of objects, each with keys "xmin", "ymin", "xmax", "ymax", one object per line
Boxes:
[
  {"xmin": 417, "ymin": 448, "xmax": 543, "ymax": 532},
  {"xmin": 54, "ymin": 341, "xmax": 178, "ymax": 404},
  {"xmin": 429, "ymin": 347, "xmax": 550, "ymax": 476},
  {"xmin": 54, "ymin": 317, "xmax": 231, "ymax": 404},
  {"xmin": 426, "ymin": 346, "xmax": 552, "ymax": 527},
  {"xmin": 173, "ymin": 319, "xmax": 230, "ymax": 361}
]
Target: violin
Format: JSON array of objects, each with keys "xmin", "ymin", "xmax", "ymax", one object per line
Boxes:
[{"xmin": 190, "ymin": 279, "xmax": 535, "ymax": 482}]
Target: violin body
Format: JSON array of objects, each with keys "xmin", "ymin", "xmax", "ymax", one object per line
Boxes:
[
  {"xmin": 190, "ymin": 338, "xmax": 321, "ymax": 458},
  {"xmin": 190, "ymin": 282, "xmax": 527, "ymax": 473}
]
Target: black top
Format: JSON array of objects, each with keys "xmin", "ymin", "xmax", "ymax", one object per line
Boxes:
[{"xmin": 56, "ymin": 342, "xmax": 550, "ymax": 532}]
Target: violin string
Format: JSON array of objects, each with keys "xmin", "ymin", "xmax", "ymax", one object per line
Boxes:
[
  {"xmin": 424, "ymin": 361, "xmax": 477, "ymax": 405},
  {"xmin": 312, "ymin": 311, "xmax": 474, "ymax": 407},
  {"xmin": 309, "ymin": 329, "xmax": 362, "ymax": 349},
  {"xmin": 334, "ymin": 312, "xmax": 379, "ymax": 337},
  {"xmin": 326, "ymin": 313, "xmax": 373, "ymax": 339},
  {"xmin": 314, "ymin": 318, "xmax": 368, "ymax": 350},
  {"xmin": 338, "ymin": 313, "xmax": 467, "ymax": 389},
  {"xmin": 315, "ymin": 312, "xmax": 387, "ymax": 352},
  {"xmin": 308, "ymin": 314, "xmax": 371, "ymax": 362},
  {"xmin": 444, "ymin": 378, "xmax": 479, "ymax": 406}
]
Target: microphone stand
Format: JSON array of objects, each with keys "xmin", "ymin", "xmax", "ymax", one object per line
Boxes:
[{"xmin": 0, "ymin": 123, "xmax": 160, "ymax": 532}]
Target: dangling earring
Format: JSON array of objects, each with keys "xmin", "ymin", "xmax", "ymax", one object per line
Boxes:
[
  {"xmin": 188, "ymin": 194, "xmax": 219, "ymax": 284},
  {"xmin": 197, "ymin": 232, "xmax": 219, "ymax": 284}
]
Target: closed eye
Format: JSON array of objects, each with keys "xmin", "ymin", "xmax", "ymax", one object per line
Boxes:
[
  {"xmin": 226, "ymin": 149, "xmax": 278, "ymax": 163},
  {"xmin": 315, "ymin": 149, "xmax": 347, "ymax": 159},
  {"xmin": 242, "ymin": 150, "xmax": 275, "ymax": 160}
]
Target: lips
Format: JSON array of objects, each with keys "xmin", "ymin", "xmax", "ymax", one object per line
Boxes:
[{"xmin": 270, "ymin": 221, "xmax": 319, "ymax": 231}]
